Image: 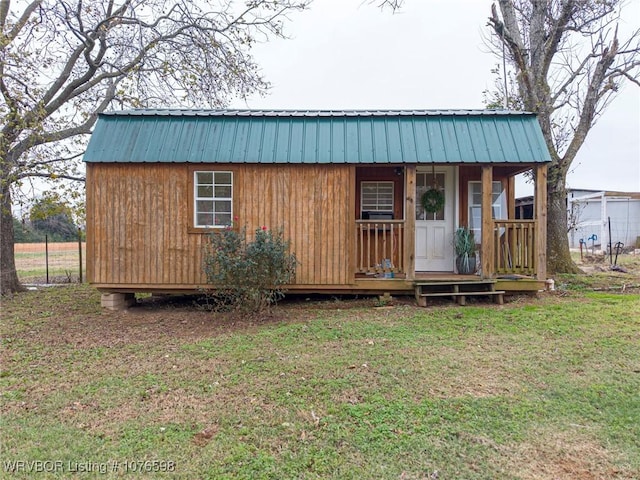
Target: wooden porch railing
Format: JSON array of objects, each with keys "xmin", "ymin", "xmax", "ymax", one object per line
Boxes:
[
  {"xmin": 494, "ymin": 220, "xmax": 537, "ymax": 275},
  {"xmin": 356, "ymin": 220, "xmax": 405, "ymax": 276}
]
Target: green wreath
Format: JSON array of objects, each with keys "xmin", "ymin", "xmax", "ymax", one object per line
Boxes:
[{"xmin": 421, "ymin": 188, "xmax": 445, "ymax": 213}]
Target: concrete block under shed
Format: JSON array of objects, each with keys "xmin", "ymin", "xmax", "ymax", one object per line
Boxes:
[{"xmin": 101, "ymin": 293, "xmax": 135, "ymax": 310}]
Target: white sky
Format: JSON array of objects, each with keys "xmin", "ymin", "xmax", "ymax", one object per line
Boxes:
[{"xmin": 229, "ymin": 0, "xmax": 640, "ymax": 196}]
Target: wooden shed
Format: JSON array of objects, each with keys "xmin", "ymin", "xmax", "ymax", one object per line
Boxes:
[{"xmin": 84, "ymin": 109, "xmax": 550, "ymax": 308}]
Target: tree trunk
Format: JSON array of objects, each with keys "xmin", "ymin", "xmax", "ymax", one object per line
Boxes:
[
  {"xmin": 0, "ymin": 183, "xmax": 24, "ymax": 294},
  {"xmin": 546, "ymin": 180, "xmax": 581, "ymax": 275}
]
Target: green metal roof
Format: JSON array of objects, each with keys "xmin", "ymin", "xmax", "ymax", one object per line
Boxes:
[{"xmin": 84, "ymin": 109, "xmax": 551, "ymax": 164}]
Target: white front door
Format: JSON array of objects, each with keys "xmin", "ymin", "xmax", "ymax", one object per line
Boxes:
[{"xmin": 415, "ymin": 166, "xmax": 455, "ymax": 271}]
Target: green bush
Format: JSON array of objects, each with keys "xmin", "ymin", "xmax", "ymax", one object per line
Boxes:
[{"xmin": 203, "ymin": 225, "xmax": 297, "ymax": 313}]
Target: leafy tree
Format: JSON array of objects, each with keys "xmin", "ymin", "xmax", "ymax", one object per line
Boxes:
[
  {"xmin": 12, "ymin": 216, "xmax": 43, "ymax": 243},
  {"xmin": 0, "ymin": 0, "xmax": 310, "ymax": 294},
  {"xmin": 487, "ymin": 0, "xmax": 640, "ymax": 273},
  {"xmin": 30, "ymin": 193, "xmax": 78, "ymax": 241}
]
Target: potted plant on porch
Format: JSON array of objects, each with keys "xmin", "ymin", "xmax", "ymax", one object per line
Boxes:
[{"xmin": 454, "ymin": 226, "xmax": 477, "ymax": 274}]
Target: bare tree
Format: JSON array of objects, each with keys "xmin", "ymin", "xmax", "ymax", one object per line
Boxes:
[
  {"xmin": 487, "ymin": 0, "xmax": 640, "ymax": 273},
  {"xmin": 0, "ymin": 0, "xmax": 310, "ymax": 294}
]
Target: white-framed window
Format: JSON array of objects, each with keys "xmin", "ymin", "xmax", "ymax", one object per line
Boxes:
[
  {"xmin": 361, "ymin": 181, "xmax": 394, "ymax": 218},
  {"xmin": 194, "ymin": 171, "xmax": 233, "ymax": 228},
  {"xmin": 468, "ymin": 181, "xmax": 506, "ymax": 238}
]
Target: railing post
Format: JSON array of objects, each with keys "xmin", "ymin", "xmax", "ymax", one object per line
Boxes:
[
  {"xmin": 481, "ymin": 166, "xmax": 494, "ymax": 278},
  {"xmin": 404, "ymin": 165, "xmax": 416, "ymax": 280}
]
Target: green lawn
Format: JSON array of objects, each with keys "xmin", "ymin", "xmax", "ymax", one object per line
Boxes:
[{"xmin": 1, "ymin": 284, "xmax": 639, "ymax": 479}]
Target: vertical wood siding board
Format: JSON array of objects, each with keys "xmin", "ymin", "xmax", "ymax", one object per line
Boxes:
[
  {"xmin": 101, "ymin": 164, "xmax": 112, "ymax": 283},
  {"xmin": 348, "ymin": 166, "xmax": 356, "ymax": 281},
  {"xmin": 100, "ymin": 164, "xmax": 111, "ymax": 283},
  {"xmin": 336, "ymin": 168, "xmax": 342, "ymax": 283},
  {"xmin": 334, "ymin": 169, "xmax": 340, "ymax": 282},
  {"xmin": 85, "ymin": 166, "xmax": 93, "ymax": 282},
  {"xmin": 187, "ymin": 168, "xmax": 194, "ymax": 284},
  {"xmin": 319, "ymin": 167, "xmax": 326, "ymax": 283},
  {"xmin": 297, "ymin": 167, "xmax": 305, "ymax": 283},
  {"xmin": 336, "ymin": 168, "xmax": 344, "ymax": 284},
  {"xmin": 111, "ymin": 165, "xmax": 118, "ymax": 283},
  {"xmin": 171, "ymin": 169, "xmax": 178, "ymax": 284},
  {"xmin": 148, "ymin": 165, "xmax": 155, "ymax": 284},
  {"xmin": 166, "ymin": 166, "xmax": 174, "ymax": 284},
  {"xmin": 139, "ymin": 167, "xmax": 146, "ymax": 283},
  {"xmin": 158, "ymin": 166, "xmax": 166, "ymax": 284},
  {"xmin": 340, "ymin": 167, "xmax": 346, "ymax": 283},
  {"xmin": 103, "ymin": 166, "xmax": 111, "ymax": 283},
  {"xmin": 181, "ymin": 167, "xmax": 189, "ymax": 284},
  {"xmin": 152, "ymin": 166, "xmax": 159, "ymax": 284},
  {"xmin": 86, "ymin": 166, "xmax": 95, "ymax": 282},
  {"xmin": 123, "ymin": 167, "xmax": 130, "ymax": 285},
  {"xmin": 318, "ymin": 167, "xmax": 332, "ymax": 284},
  {"xmin": 117, "ymin": 164, "xmax": 131, "ymax": 283},
  {"xmin": 95, "ymin": 166, "xmax": 102, "ymax": 282},
  {"xmin": 305, "ymin": 166, "xmax": 310, "ymax": 283},
  {"xmin": 112, "ymin": 165, "xmax": 120, "ymax": 284},
  {"xmin": 337, "ymin": 167, "xmax": 344, "ymax": 283},
  {"xmin": 145, "ymin": 165, "xmax": 152, "ymax": 284},
  {"xmin": 130, "ymin": 166, "xmax": 138, "ymax": 284},
  {"xmin": 172, "ymin": 166, "xmax": 180, "ymax": 282},
  {"xmin": 123, "ymin": 166, "xmax": 129, "ymax": 284},
  {"xmin": 91, "ymin": 166, "xmax": 99, "ymax": 282},
  {"xmin": 307, "ymin": 166, "xmax": 314, "ymax": 284},
  {"xmin": 325, "ymin": 167, "xmax": 331, "ymax": 283},
  {"xmin": 304, "ymin": 167, "xmax": 312, "ymax": 284},
  {"xmin": 165, "ymin": 166, "xmax": 171, "ymax": 283},
  {"xmin": 289, "ymin": 167, "xmax": 297, "ymax": 284},
  {"xmin": 318, "ymin": 167, "xmax": 324, "ymax": 283}
]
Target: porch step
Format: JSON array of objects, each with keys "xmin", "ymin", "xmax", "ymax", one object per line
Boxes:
[{"xmin": 414, "ymin": 280, "xmax": 504, "ymax": 307}]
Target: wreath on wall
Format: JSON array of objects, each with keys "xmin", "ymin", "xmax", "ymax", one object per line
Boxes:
[{"xmin": 421, "ymin": 188, "xmax": 445, "ymax": 213}]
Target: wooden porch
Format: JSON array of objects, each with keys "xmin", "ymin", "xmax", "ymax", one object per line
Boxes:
[{"xmin": 352, "ymin": 163, "xmax": 548, "ymax": 299}]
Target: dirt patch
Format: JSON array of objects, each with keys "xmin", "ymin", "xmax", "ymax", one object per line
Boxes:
[{"xmin": 504, "ymin": 429, "xmax": 633, "ymax": 480}]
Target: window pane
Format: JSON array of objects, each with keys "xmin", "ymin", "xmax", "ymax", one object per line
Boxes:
[
  {"xmin": 197, "ymin": 200, "xmax": 213, "ymax": 213},
  {"xmin": 215, "ymin": 172, "xmax": 232, "ymax": 184},
  {"xmin": 215, "ymin": 214, "xmax": 232, "ymax": 226},
  {"xmin": 197, "ymin": 185, "xmax": 213, "ymax": 198},
  {"xmin": 197, "ymin": 172, "xmax": 213, "ymax": 184},
  {"xmin": 214, "ymin": 186, "xmax": 232, "ymax": 198},
  {"xmin": 197, "ymin": 213, "xmax": 214, "ymax": 226},
  {"xmin": 214, "ymin": 200, "xmax": 231, "ymax": 213}
]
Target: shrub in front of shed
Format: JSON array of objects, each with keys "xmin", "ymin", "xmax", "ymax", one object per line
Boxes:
[{"xmin": 203, "ymin": 225, "xmax": 297, "ymax": 313}]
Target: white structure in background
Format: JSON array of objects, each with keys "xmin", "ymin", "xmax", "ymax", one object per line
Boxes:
[
  {"xmin": 516, "ymin": 189, "xmax": 640, "ymax": 251},
  {"xmin": 567, "ymin": 190, "xmax": 640, "ymax": 250}
]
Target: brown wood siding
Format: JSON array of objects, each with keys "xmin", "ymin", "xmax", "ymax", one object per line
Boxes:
[{"xmin": 86, "ymin": 163, "xmax": 353, "ymax": 288}]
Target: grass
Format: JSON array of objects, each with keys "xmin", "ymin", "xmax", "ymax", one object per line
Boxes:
[{"xmin": 1, "ymin": 283, "xmax": 639, "ymax": 479}]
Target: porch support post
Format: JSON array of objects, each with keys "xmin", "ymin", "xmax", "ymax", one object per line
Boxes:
[
  {"xmin": 534, "ymin": 164, "xmax": 548, "ymax": 281},
  {"xmin": 404, "ymin": 165, "xmax": 416, "ymax": 280},
  {"xmin": 481, "ymin": 166, "xmax": 494, "ymax": 279},
  {"xmin": 508, "ymin": 176, "xmax": 516, "ymax": 219}
]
